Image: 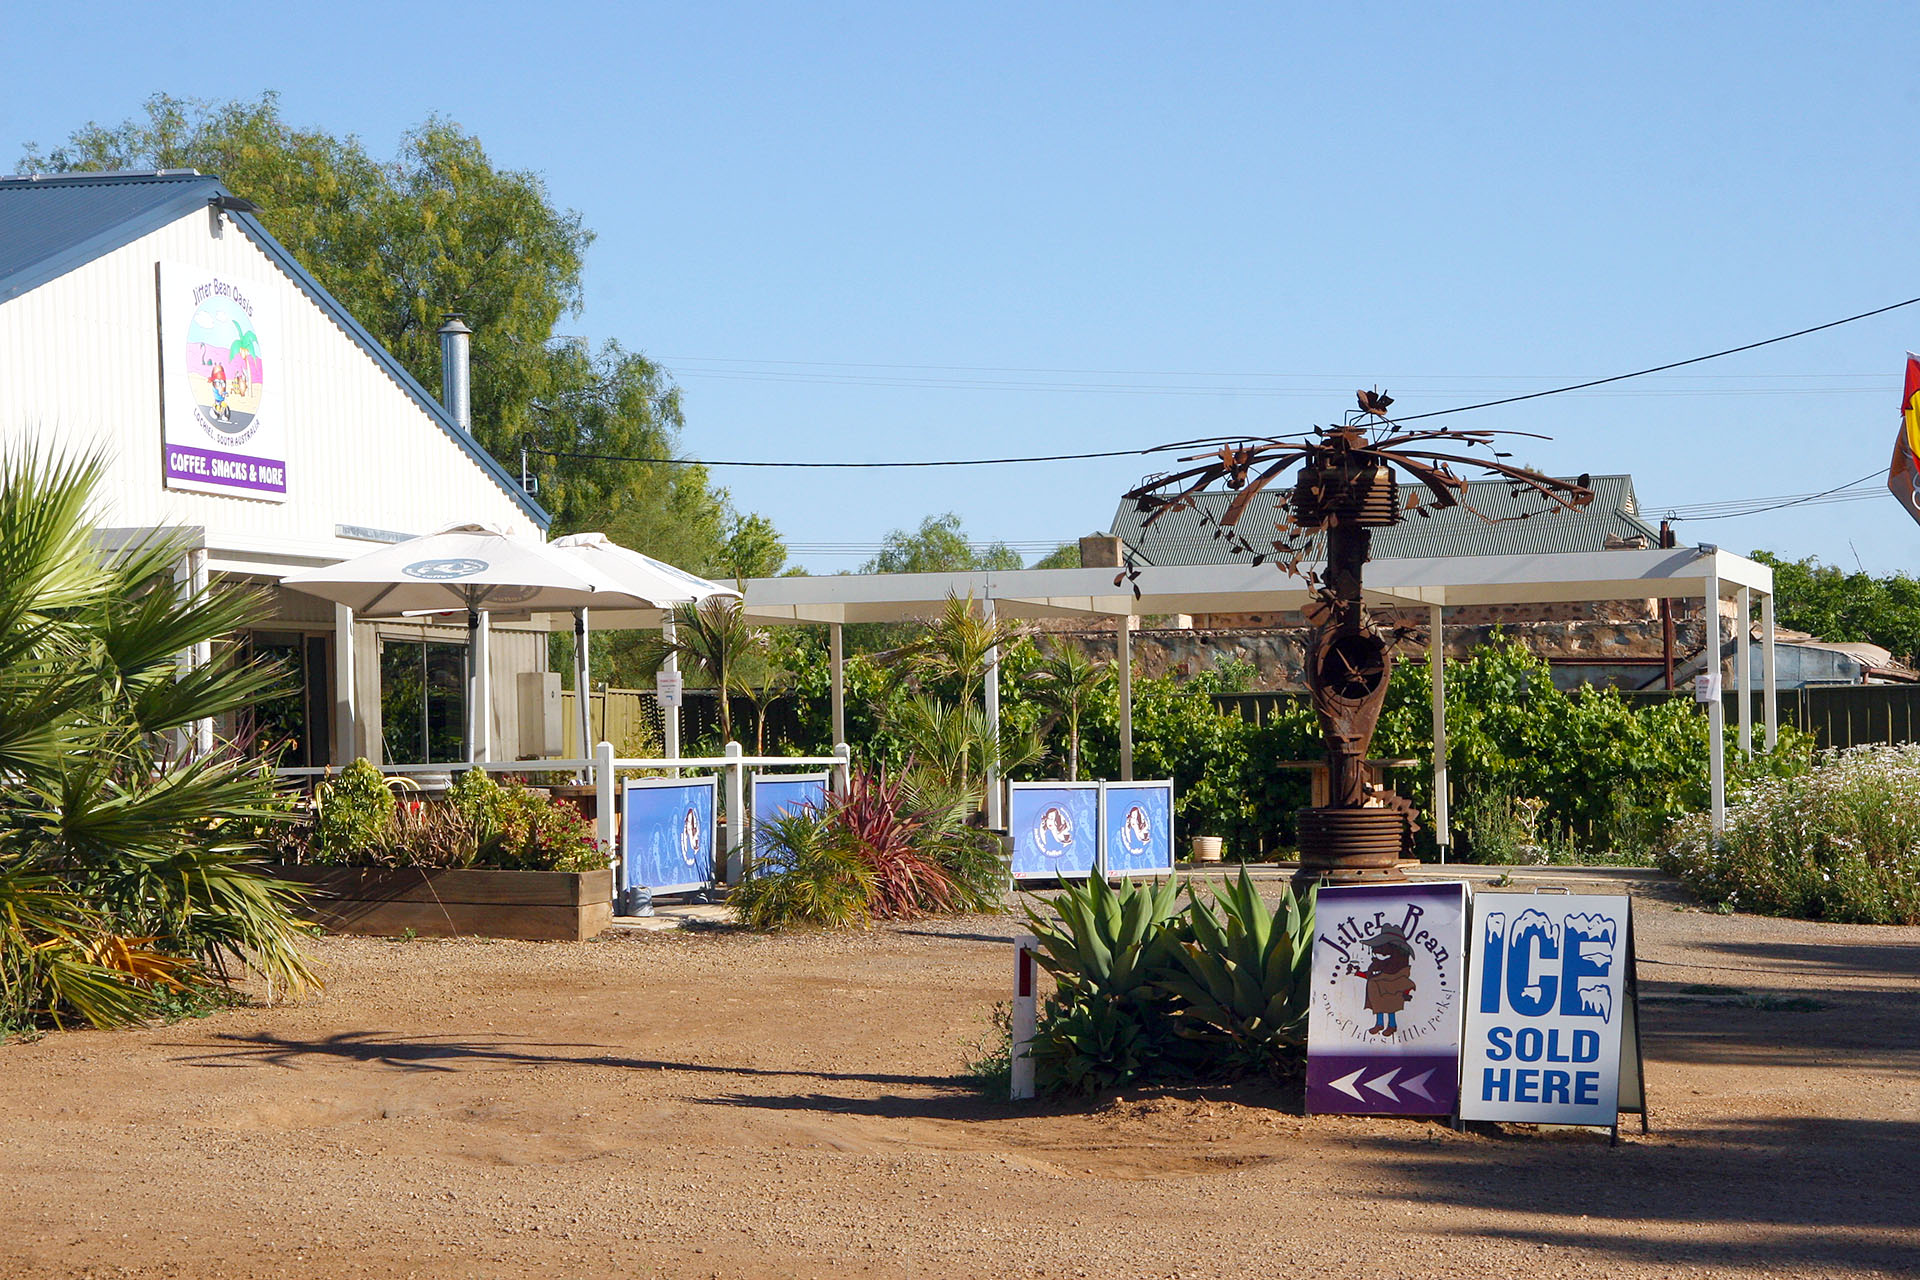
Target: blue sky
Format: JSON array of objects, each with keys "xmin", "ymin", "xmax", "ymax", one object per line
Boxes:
[{"xmin": 10, "ymin": 3, "xmax": 1920, "ymax": 571}]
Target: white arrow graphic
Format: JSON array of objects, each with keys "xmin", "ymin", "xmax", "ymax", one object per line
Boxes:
[
  {"xmin": 1400, "ymin": 1069, "xmax": 1437, "ymax": 1103},
  {"xmin": 1362, "ymin": 1068, "xmax": 1400, "ymax": 1100},
  {"xmin": 1329, "ymin": 1068, "xmax": 1367, "ymax": 1101}
]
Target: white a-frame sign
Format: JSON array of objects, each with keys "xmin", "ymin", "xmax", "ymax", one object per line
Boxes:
[{"xmin": 1459, "ymin": 892, "xmax": 1647, "ymax": 1137}]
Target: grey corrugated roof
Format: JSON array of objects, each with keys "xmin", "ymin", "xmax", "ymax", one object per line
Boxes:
[
  {"xmin": 0, "ymin": 171, "xmax": 549, "ymax": 529},
  {"xmin": 1110, "ymin": 473, "xmax": 1659, "ymax": 566}
]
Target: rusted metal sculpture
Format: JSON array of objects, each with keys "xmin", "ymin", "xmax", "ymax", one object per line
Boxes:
[{"xmin": 1122, "ymin": 394, "xmax": 1594, "ymax": 883}]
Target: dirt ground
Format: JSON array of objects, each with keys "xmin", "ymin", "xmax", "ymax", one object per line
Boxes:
[{"xmin": 3, "ymin": 881, "xmax": 1917, "ymax": 1280}]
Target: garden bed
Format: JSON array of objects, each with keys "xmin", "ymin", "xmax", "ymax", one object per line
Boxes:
[{"xmin": 262, "ymin": 865, "xmax": 613, "ymax": 942}]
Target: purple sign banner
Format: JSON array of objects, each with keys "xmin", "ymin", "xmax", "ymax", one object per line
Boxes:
[
  {"xmin": 1306, "ymin": 881, "xmax": 1470, "ymax": 1117},
  {"xmin": 164, "ymin": 445, "xmax": 288, "ymax": 495}
]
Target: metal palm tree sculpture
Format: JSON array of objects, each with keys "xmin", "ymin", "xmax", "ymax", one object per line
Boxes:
[{"xmin": 1122, "ymin": 394, "xmax": 1595, "ymax": 880}]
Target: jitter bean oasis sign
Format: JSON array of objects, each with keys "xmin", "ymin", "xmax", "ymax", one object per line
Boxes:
[
  {"xmin": 1306, "ymin": 882, "xmax": 1469, "ymax": 1116},
  {"xmin": 1459, "ymin": 893, "xmax": 1632, "ymax": 1126},
  {"xmin": 159, "ymin": 263, "xmax": 286, "ymax": 501}
]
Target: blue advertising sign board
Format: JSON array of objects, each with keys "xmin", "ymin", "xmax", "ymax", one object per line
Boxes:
[
  {"xmin": 750, "ymin": 772, "xmax": 830, "ymax": 832},
  {"xmin": 1102, "ymin": 782, "xmax": 1174, "ymax": 877},
  {"xmin": 621, "ymin": 777, "xmax": 717, "ymax": 897},
  {"xmin": 1306, "ymin": 882, "xmax": 1470, "ymax": 1116},
  {"xmin": 1459, "ymin": 893, "xmax": 1632, "ymax": 1127},
  {"xmin": 1008, "ymin": 783, "xmax": 1099, "ymax": 881}
]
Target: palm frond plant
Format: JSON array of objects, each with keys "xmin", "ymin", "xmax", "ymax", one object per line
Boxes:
[
  {"xmin": 730, "ymin": 809, "xmax": 875, "ymax": 930},
  {"xmin": 891, "ymin": 594, "xmax": 1024, "ymax": 704},
  {"xmin": 0, "ymin": 443, "xmax": 314, "ymax": 1032},
  {"xmin": 1024, "ymin": 645, "xmax": 1114, "ymax": 781},
  {"xmin": 635, "ymin": 596, "xmax": 761, "ymax": 744},
  {"xmin": 889, "ymin": 694, "xmax": 1040, "ymax": 799}
]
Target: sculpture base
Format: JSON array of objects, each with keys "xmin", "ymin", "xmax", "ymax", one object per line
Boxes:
[{"xmin": 1293, "ymin": 806, "xmax": 1411, "ymax": 886}]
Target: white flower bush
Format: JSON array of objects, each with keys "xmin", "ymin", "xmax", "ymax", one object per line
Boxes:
[{"xmin": 1664, "ymin": 743, "xmax": 1920, "ymax": 924}]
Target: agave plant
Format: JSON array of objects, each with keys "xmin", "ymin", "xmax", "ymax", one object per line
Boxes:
[
  {"xmin": 1155, "ymin": 868, "xmax": 1317, "ymax": 1074},
  {"xmin": 1023, "ymin": 872, "xmax": 1185, "ymax": 1006}
]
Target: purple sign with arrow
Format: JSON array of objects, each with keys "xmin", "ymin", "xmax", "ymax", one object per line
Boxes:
[{"xmin": 1306, "ymin": 881, "xmax": 1470, "ymax": 1116}]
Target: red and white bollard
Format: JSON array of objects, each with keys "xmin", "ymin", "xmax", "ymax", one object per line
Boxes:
[{"xmin": 1011, "ymin": 934, "xmax": 1038, "ymax": 1101}]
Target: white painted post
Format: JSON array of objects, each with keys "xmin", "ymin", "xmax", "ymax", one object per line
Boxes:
[
  {"xmin": 596, "ymin": 737, "xmax": 617, "ymax": 883},
  {"xmin": 188, "ymin": 548, "xmax": 213, "ymax": 757},
  {"xmin": 1010, "ymin": 933, "xmax": 1039, "ymax": 1102},
  {"xmin": 574, "ymin": 608, "xmax": 592, "ymax": 778},
  {"xmin": 833, "ymin": 742, "xmax": 852, "ymax": 795},
  {"xmin": 1762, "ymin": 590, "xmax": 1778, "ymax": 752},
  {"xmin": 724, "ymin": 740, "xmax": 745, "ymax": 884},
  {"xmin": 1705, "ymin": 569, "xmax": 1725, "ymax": 833},
  {"xmin": 1119, "ymin": 615, "xmax": 1135, "ymax": 783},
  {"xmin": 333, "ymin": 602, "xmax": 357, "ymax": 766},
  {"xmin": 829, "ymin": 621, "xmax": 846, "ymax": 749},
  {"xmin": 475, "ymin": 609, "xmax": 492, "ymax": 763},
  {"xmin": 984, "ymin": 598, "xmax": 1004, "ymax": 830},
  {"xmin": 1430, "ymin": 603, "xmax": 1449, "ymax": 861},
  {"xmin": 1736, "ymin": 585, "xmax": 1752, "ymax": 757},
  {"xmin": 661, "ymin": 613, "xmax": 682, "ymax": 772}
]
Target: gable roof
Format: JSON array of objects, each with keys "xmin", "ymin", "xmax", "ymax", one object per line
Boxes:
[
  {"xmin": 1110, "ymin": 473, "xmax": 1660, "ymax": 566},
  {"xmin": 0, "ymin": 170, "xmax": 549, "ymax": 528}
]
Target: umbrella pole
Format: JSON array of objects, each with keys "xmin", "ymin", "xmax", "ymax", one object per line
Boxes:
[
  {"xmin": 464, "ymin": 603, "xmax": 481, "ymax": 769},
  {"xmin": 574, "ymin": 608, "xmax": 592, "ymax": 780}
]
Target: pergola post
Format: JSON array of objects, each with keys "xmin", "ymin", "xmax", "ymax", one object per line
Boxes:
[
  {"xmin": 829, "ymin": 621, "xmax": 846, "ymax": 748},
  {"xmin": 1118, "ymin": 615, "xmax": 1135, "ymax": 782},
  {"xmin": 1762, "ymin": 589, "xmax": 1778, "ymax": 751},
  {"xmin": 1705, "ymin": 566, "xmax": 1725, "ymax": 832},
  {"xmin": 983, "ymin": 598, "xmax": 1003, "ymax": 829},
  {"xmin": 1430, "ymin": 603, "xmax": 1449, "ymax": 859},
  {"xmin": 1736, "ymin": 585, "xmax": 1753, "ymax": 757}
]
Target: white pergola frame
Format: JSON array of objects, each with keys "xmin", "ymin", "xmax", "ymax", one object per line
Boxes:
[{"xmin": 739, "ymin": 544, "xmax": 1776, "ymax": 838}]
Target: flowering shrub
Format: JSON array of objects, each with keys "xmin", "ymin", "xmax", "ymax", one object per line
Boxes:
[{"xmin": 1663, "ymin": 743, "xmax": 1920, "ymax": 924}]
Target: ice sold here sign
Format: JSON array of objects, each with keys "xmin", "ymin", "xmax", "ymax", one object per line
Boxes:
[{"xmin": 1460, "ymin": 894, "xmax": 1631, "ymax": 1126}]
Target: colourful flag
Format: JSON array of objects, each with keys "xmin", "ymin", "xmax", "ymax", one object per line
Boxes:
[{"xmin": 1891, "ymin": 354, "xmax": 1920, "ymax": 528}]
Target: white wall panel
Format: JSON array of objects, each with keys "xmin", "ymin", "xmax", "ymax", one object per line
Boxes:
[{"xmin": 0, "ymin": 209, "xmax": 541, "ymax": 557}]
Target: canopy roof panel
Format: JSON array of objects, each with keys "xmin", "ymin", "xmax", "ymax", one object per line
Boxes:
[{"xmin": 739, "ymin": 546, "xmax": 1770, "ymax": 625}]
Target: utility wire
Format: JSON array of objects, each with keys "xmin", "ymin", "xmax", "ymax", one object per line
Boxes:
[
  {"xmin": 1663, "ymin": 468, "xmax": 1886, "ymax": 522},
  {"xmin": 532, "ymin": 295, "xmax": 1920, "ymax": 469},
  {"xmin": 1393, "ymin": 296, "xmax": 1920, "ymax": 423}
]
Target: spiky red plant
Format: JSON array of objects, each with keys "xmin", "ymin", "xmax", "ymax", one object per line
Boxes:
[{"xmin": 829, "ymin": 770, "xmax": 959, "ymax": 919}]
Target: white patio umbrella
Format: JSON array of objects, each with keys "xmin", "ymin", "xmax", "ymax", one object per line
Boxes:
[
  {"xmin": 548, "ymin": 532, "xmax": 738, "ymax": 762},
  {"xmin": 280, "ymin": 523, "xmax": 659, "ymax": 763}
]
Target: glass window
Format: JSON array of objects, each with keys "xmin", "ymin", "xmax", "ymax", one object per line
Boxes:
[{"xmin": 380, "ymin": 639, "xmax": 468, "ymax": 765}]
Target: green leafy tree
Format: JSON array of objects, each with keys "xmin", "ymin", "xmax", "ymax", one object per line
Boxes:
[
  {"xmin": 862, "ymin": 513, "xmax": 1023, "ymax": 574},
  {"xmin": 1750, "ymin": 550, "xmax": 1920, "ymax": 664},
  {"xmin": 718, "ymin": 513, "xmax": 789, "ymax": 582},
  {"xmin": 1029, "ymin": 542, "xmax": 1084, "ymax": 570}
]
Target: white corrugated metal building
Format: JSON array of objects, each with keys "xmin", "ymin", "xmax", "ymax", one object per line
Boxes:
[{"xmin": 0, "ymin": 170, "xmax": 555, "ymax": 768}]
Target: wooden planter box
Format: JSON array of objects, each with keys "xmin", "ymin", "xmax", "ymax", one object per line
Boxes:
[{"xmin": 260, "ymin": 865, "xmax": 613, "ymax": 942}]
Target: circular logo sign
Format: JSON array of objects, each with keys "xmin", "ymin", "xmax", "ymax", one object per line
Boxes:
[
  {"xmin": 679, "ymin": 806, "xmax": 702, "ymax": 867},
  {"xmin": 1119, "ymin": 804, "xmax": 1153, "ymax": 858},
  {"xmin": 1034, "ymin": 805, "xmax": 1075, "ymax": 859},
  {"xmin": 403, "ymin": 558, "xmax": 489, "ymax": 580}
]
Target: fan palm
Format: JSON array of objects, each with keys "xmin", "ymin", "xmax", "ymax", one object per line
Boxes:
[{"xmin": 0, "ymin": 443, "xmax": 313, "ymax": 1031}]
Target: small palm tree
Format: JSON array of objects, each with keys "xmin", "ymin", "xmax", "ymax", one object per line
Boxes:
[
  {"xmin": 893, "ymin": 594, "xmax": 1024, "ymax": 704},
  {"xmin": 637, "ymin": 596, "xmax": 759, "ymax": 744},
  {"xmin": 1025, "ymin": 645, "xmax": 1114, "ymax": 781}
]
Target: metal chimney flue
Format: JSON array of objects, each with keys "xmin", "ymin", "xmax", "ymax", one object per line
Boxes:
[{"xmin": 437, "ymin": 315, "xmax": 473, "ymax": 433}]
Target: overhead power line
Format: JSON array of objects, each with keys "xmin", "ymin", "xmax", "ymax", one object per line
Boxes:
[
  {"xmin": 530, "ymin": 294, "xmax": 1920, "ymax": 470},
  {"xmin": 1660, "ymin": 469, "xmax": 1886, "ymax": 522}
]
